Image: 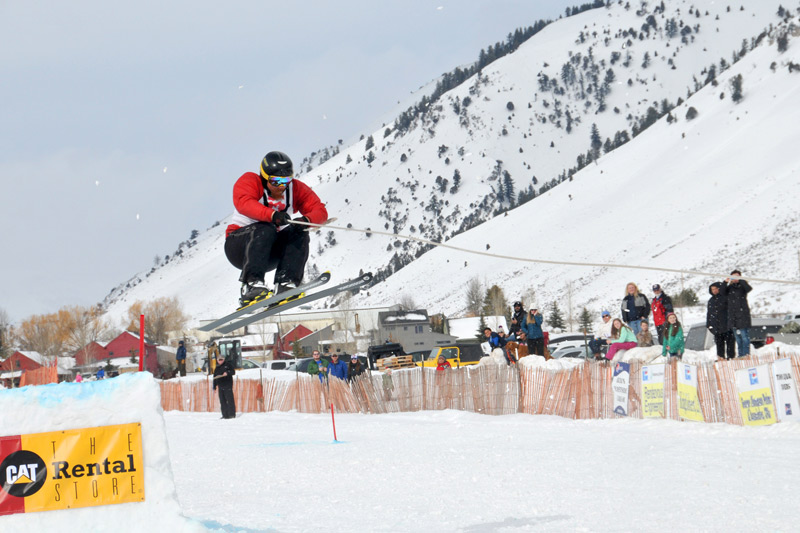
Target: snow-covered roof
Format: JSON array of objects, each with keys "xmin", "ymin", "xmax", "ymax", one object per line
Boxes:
[
  {"xmin": 448, "ymin": 316, "xmax": 509, "ymax": 340},
  {"xmin": 18, "ymin": 351, "xmax": 46, "ymax": 365},
  {"xmin": 385, "ymin": 313, "xmax": 428, "ymax": 322}
]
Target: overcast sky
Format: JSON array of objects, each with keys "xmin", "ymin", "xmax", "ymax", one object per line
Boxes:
[{"xmin": 0, "ymin": 0, "xmax": 577, "ymax": 322}]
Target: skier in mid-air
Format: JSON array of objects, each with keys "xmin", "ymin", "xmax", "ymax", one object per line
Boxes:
[{"xmin": 225, "ymin": 151, "xmax": 328, "ymax": 307}]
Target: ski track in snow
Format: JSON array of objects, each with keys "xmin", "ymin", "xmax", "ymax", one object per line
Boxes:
[{"xmin": 165, "ymin": 410, "xmax": 800, "ymax": 532}]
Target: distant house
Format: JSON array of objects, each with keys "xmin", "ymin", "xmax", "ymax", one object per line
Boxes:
[
  {"xmin": 103, "ymin": 331, "xmax": 158, "ymax": 374},
  {"xmin": 296, "ymin": 325, "xmax": 371, "ymax": 356},
  {"xmin": 0, "ymin": 351, "xmax": 46, "ymax": 387},
  {"xmin": 377, "ymin": 310, "xmax": 456, "ymax": 352},
  {"xmin": 273, "ymin": 324, "xmax": 314, "ymax": 359},
  {"xmin": 73, "ymin": 341, "xmax": 109, "ymax": 366}
]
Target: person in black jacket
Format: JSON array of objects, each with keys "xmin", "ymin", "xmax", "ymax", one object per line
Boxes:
[
  {"xmin": 724, "ymin": 269, "xmax": 753, "ymax": 356},
  {"xmin": 213, "ymin": 355, "xmax": 236, "ymax": 419},
  {"xmin": 620, "ymin": 282, "xmax": 650, "ymax": 335},
  {"xmin": 509, "ymin": 301, "xmax": 525, "ymax": 337},
  {"xmin": 347, "ymin": 354, "xmax": 365, "ymax": 383},
  {"xmin": 707, "ymin": 282, "xmax": 735, "ymax": 359}
]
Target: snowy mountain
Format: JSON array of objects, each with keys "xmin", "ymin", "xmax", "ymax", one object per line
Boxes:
[{"xmin": 102, "ymin": 0, "xmax": 800, "ymax": 327}]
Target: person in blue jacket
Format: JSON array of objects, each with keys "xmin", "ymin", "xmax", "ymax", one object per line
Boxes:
[
  {"xmin": 522, "ymin": 307, "xmax": 545, "ymax": 356},
  {"xmin": 483, "ymin": 327, "xmax": 506, "ymax": 350},
  {"xmin": 327, "ymin": 353, "xmax": 349, "ymax": 381},
  {"xmin": 176, "ymin": 340, "xmax": 187, "ymax": 377}
]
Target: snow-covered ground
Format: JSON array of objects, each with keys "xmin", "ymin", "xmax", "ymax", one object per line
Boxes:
[{"xmin": 166, "ymin": 410, "xmax": 800, "ymax": 532}]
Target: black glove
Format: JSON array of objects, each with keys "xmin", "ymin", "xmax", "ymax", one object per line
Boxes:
[
  {"xmin": 272, "ymin": 211, "xmax": 291, "ymax": 226},
  {"xmin": 292, "ymin": 216, "xmax": 310, "ymax": 231}
]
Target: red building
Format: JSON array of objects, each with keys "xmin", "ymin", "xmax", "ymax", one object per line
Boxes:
[
  {"xmin": 274, "ymin": 325, "xmax": 313, "ymax": 359},
  {"xmin": 1, "ymin": 351, "xmax": 45, "ymax": 372},
  {"xmin": 103, "ymin": 331, "xmax": 158, "ymax": 374},
  {"xmin": 73, "ymin": 341, "xmax": 110, "ymax": 366}
]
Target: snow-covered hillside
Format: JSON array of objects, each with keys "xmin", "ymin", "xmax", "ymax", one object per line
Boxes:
[{"xmin": 102, "ymin": 1, "xmax": 800, "ymax": 327}]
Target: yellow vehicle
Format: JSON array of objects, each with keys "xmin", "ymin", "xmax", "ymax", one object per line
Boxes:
[{"xmin": 416, "ymin": 344, "xmax": 485, "ymax": 368}]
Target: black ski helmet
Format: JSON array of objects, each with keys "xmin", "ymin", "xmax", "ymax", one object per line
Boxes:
[{"xmin": 260, "ymin": 151, "xmax": 293, "ymax": 178}]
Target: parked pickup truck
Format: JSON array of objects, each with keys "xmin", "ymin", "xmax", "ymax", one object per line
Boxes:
[
  {"xmin": 684, "ymin": 318, "xmax": 800, "ymax": 351},
  {"xmin": 416, "ymin": 343, "xmax": 487, "ymax": 368}
]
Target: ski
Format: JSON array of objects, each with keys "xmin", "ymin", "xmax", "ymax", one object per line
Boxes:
[
  {"xmin": 214, "ymin": 272, "xmax": 373, "ymax": 335},
  {"xmin": 198, "ymin": 271, "xmax": 332, "ymax": 332}
]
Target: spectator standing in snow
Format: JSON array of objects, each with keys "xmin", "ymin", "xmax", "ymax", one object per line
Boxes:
[
  {"xmin": 307, "ymin": 350, "xmax": 329, "ymax": 383},
  {"xmin": 213, "ymin": 354, "xmax": 236, "ymax": 419},
  {"xmin": 650, "ymin": 284, "xmax": 674, "ymax": 345},
  {"xmin": 637, "ymin": 320, "xmax": 655, "ymax": 347},
  {"xmin": 661, "ymin": 313, "xmax": 685, "ymax": 359},
  {"xmin": 621, "ymin": 283, "xmax": 650, "ymax": 335},
  {"xmin": 75, "ymin": 372, "xmax": 83, "ymax": 383},
  {"xmin": 176, "ymin": 340, "xmax": 187, "ymax": 377},
  {"xmin": 206, "ymin": 341, "xmax": 220, "ymax": 376},
  {"xmin": 327, "ymin": 353, "xmax": 348, "ymax": 381},
  {"xmin": 588, "ymin": 310, "xmax": 613, "ymax": 358},
  {"xmin": 347, "ymin": 355, "xmax": 365, "ymax": 383},
  {"xmin": 509, "ymin": 301, "xmax": 525, "ymax": 337},
  {"xmin": 725, "ymin": 270, "xmax": 752, "ymax": 356},
  {"xmin": 522, "ymin": 307, "xmax": 545, "ymax": 356},
  {"xmin": 605, "ymin": 319, "xmax": 637, "ymax": 360},
  {"xmin": 707, "ymin": 282, "xmax": 735, "ymax": 360},
  {"xmin": 436, "ymin": 354, "xmax": 451, "ymax": 371},
  {"xmin": 96, "ymin": 366, "xmax": 105, "ymax": 380}
]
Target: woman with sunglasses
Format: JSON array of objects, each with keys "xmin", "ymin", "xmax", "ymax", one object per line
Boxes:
[{"xmin": 225, "ymin": 151, "xmax": 328, "ymax": 307}]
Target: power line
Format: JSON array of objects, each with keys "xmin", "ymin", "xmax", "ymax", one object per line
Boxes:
[{"xmin": 291, "ymin": 219, "xmax": 800, "ymax": 286}]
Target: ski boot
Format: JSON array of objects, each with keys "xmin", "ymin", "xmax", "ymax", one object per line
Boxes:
[{"xmin": 239, "ymin": 282, "xmax": 271, "ymax": 308}]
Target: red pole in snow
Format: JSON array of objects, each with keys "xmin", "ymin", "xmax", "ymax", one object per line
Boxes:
[
  {"xmin": 330, "ymin": 402, "xmax": 338, "ymax": 441},
  {"xmin": 139, "ymin": 314, "xmax": 145, "ymax": 372}
]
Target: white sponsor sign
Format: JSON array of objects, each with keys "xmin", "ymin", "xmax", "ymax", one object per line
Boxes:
[
  {"xmin": 641, "ymin": 364, "xmax": 665, "ymax": 418},
  {"xmin": 612, "ymin": 362, "xmax": 630, "ymax": 416},
  {"xmin": 772, "ymin": 358, "xmax": 800, "ymax": 422}
]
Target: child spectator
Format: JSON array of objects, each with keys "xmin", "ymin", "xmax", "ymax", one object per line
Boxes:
[
  {"xmin": 637, "ymin": 320, "xmax": 655, "ymax": 347},
  {"xmin": 436, "ymin": 354, "xmax": 451, "ymax": 371},
  {"xmin": 606, "ymin": 318, "xmax": 637, "ymax": 360},
  {"xmin": 661, "ymin": 313, "xmax": 685, "ymax": 359}
]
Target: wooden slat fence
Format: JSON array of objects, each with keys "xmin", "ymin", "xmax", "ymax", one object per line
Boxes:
[{"xmin": 158, "ymin": 350, "xmax": 800, "ymax": 426}]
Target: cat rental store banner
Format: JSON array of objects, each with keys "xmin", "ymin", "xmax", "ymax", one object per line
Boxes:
[{"xmin": 0, "ymin": 423, "xmax": 144, "ymax": 516}]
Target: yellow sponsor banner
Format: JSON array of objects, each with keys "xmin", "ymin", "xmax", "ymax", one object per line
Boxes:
[
  {"xmin": 736, "ymin": 366, "xmax": 777, "ymax": 426},
  {"xmin": 677, "ymin": 363, "xmax": 704, "ymax": 422},
  {"xmin": 1, "ymin": 423, "xmax": 144, "ymax": 515}
]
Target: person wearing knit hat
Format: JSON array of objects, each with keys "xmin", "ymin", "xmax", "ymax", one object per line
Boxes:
[{"xmin": 225, "ymin": 151, "xmax": 328, "ymax": 308}]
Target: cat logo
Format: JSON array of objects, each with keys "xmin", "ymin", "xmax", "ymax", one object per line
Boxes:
[{"xmin": 0, "ymin": 450, "xmax": 47, "ymax": 498}]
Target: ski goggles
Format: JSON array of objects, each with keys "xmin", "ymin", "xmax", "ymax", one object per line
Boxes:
[{"xmin": 265, "ymin": 175, "xmax": 293, "ymax": 186}]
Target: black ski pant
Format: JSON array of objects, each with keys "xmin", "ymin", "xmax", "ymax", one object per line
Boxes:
[
  {"xmin": 714, "ymin": 331, "xmax": 736, "ymax": 359},
  {"xmin": 527, "ymin": 338, "xmax": 545, "ymax": 356},
  {"xmin": 224, "ymin": 222, "xmax": 309, "ymax": 285},
  {"xmin": 217, "ymin": 386, "xmax": 236, "ymax": 419},
  {"xmin": 177, "ymin": 359, "xmax": 186, "ymax": 377},
  {"xmin": 656, "ymin": 324, "xmax": 666, "ymax": 346}
]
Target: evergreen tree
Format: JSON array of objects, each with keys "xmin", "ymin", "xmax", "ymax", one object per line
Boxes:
[
  {"xmin": 579, "ymin": 307, "xmax": 593, "ymax": 334},
  {"xmin": 502, "ymin": 171, "xmax": 515, "ymax": 205},
  {"xmin": 590, "ymin": 123, "xmax": 602, "ymax": 158},
  {"xmin": 730, "ymin": 74, "xmax": 743, "ymax": 103},
  {"xmin": 365, "ymin": 135, "xmax": 374, "ymax": 151},
  {"xmin": 483, "ymin": 285, "xmax": 510, "ymax": 324},
  {"xmin": 547, "ymin": 300, "xmax": 565, "ymax": 330}
]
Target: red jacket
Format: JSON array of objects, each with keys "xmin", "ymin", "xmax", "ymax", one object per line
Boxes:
[
  {"xmin": 436, "ymin": 360, "xmax": 451, "ymax": 371},
  {"xmin": 226, "ymin": 172, "xmax": 328, "ymax": 237}
]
